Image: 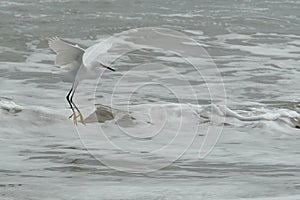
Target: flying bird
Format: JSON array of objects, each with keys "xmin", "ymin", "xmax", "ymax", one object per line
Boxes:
[{"xmin": 49, "ymin": 37, "xmax": 115, "ymax": 125}]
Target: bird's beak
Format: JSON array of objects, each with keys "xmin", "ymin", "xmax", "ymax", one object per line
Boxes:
[{"xmin": 99, "ymin": 63, "xmax": 115, "ymax": 72}]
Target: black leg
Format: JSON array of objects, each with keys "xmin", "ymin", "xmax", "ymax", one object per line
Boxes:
[
  {"xmin": 69, "ymin": 87, "xmax": 86, "ymax": 125},
  {"xmin": 66, "ymin": 87, "xmax": 75, "ymax": 113},
  {"xmin": 70, "ymin": 88, "xmax": 80, "ymax": 114},
  {"xmin": 66, "ymin": 87, "xmax": 78, "ymax": 124}
]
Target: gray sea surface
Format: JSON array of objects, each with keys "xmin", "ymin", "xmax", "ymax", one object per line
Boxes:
[{"xmin": 0, "ymin": 0, "xmax": 300, "ymax": 199}]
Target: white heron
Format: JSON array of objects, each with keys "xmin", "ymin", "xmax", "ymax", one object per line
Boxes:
[{"xmin": 49, "ymin": 37, "xmax": 115, "ymax": 125}]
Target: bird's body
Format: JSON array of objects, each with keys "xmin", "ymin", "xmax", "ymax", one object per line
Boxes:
[{"xmin": 49, "ymin": 37, "xmax": 115, "ymax": 125}]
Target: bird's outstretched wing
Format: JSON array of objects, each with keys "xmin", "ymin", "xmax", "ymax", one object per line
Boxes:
[{"xmin": 49, "ymin": 37, "xmax": 85, "ymax": 70}]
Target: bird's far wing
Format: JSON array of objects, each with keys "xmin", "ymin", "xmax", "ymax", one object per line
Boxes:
[
  {"xmin": 83, "ymin": 39, "xmax": 113, "ymax": 67},
  {"xmin": 49, "ymin": 37, "xmax": 85, "ymax": 70}
]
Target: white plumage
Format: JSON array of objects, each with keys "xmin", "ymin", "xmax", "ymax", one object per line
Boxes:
[
  {"xmin": 49, "ymin": 37, "xmax": 84, "ymax": 70},
  {"xmin": 49, "ymin": 37, "xmax": 115, "ymax": 125}
]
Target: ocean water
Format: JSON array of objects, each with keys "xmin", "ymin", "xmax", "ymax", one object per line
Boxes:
[{"xmin": 1, "ymin": 0, "xmax": 300, "ymax": 199}]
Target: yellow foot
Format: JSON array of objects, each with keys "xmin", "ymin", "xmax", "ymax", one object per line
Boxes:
[
  {"xmin": 69, "ymin": 111, "xmax": 78, "ymax": 125},
  {"xmin": 78, "ymin": 112, "xmax": 86, "ymax": 125},
  {"xmin": 69, "ymin": 113, "xmax": 74, "ymax": 119},
  {"xmin": 73, "ymin": 113, "xmax": 78, "ymax": 125}
]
